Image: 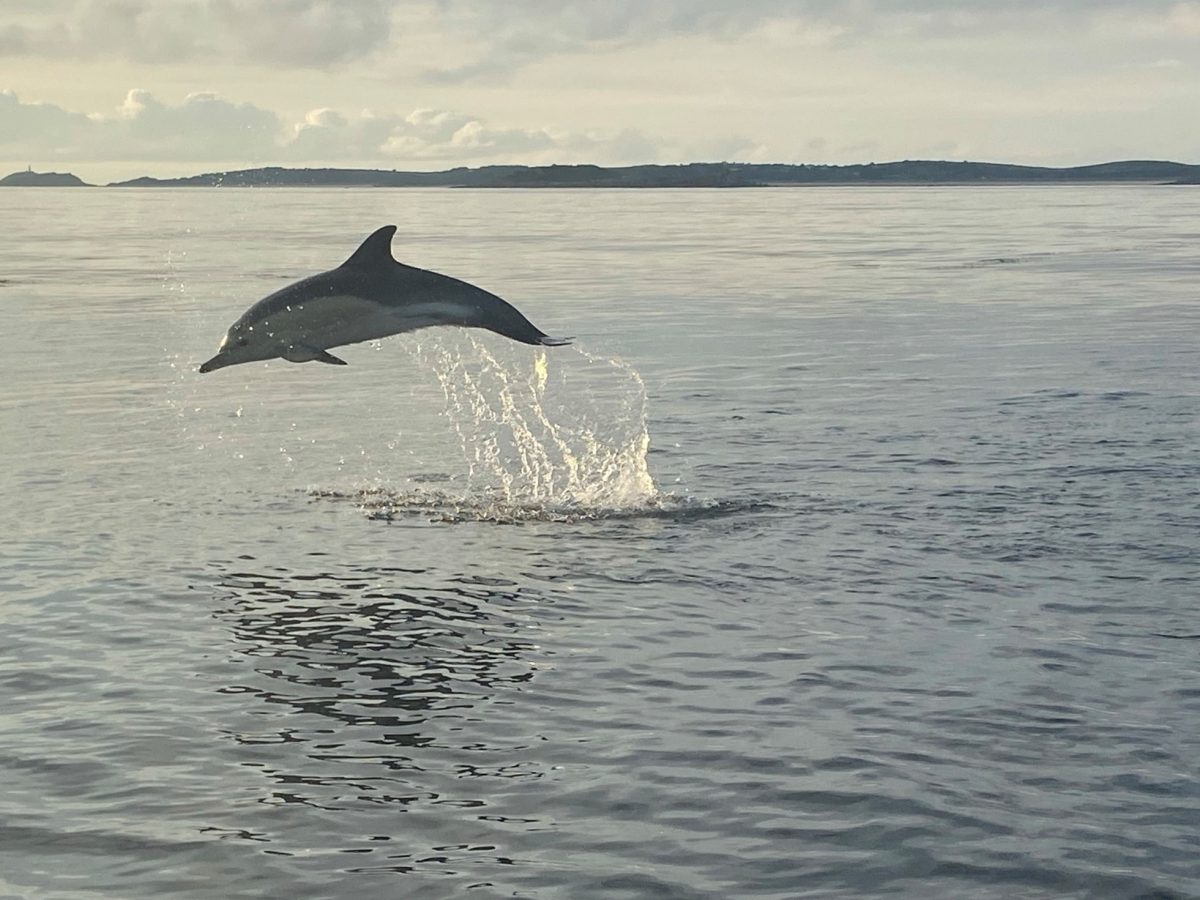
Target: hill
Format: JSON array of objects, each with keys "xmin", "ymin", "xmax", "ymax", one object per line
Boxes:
[
  {"xmin": 107, "ymin": 160, "xmax": 1200, "ymax": 189},
  {"xmin": 1, "ymin": 169, "xmax": 90, "ymax": 187}
]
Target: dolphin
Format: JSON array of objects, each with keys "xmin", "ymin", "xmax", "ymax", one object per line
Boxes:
[{"xmin": 199, "ymin": 225, "xmax": 570, "ymax": 373}]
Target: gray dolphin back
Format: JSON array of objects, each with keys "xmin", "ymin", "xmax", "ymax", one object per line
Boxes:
[{"xmin": 346, "ymin": 226, "xmax": 570, "ymax": 347}]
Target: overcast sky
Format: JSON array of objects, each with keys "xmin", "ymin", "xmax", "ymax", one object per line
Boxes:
[{"xmin": 3, "ymin": 0, "xmax": 1199, "ymax": 182}]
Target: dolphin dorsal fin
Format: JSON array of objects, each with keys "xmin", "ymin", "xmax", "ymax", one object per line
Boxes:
[{"xmin": 341, "ymin": 225, "xmax": 397, "ymax": 268}]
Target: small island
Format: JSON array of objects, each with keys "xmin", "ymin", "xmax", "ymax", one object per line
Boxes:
[{"xmin": 0, "ymin": 168, "xmax": 90, "ymax": 187}]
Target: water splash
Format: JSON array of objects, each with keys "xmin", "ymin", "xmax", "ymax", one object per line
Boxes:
[
  {"xmin": 308, "ymin": 487, "xmax": 769, "ymax": 525},
  {"xmin": 401, "ymin": 334, "xmax": 657, "ymax": 513}
]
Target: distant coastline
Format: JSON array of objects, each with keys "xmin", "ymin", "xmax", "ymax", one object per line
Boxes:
[{"xmin": 5, "ymin": 160, "xmax": 1200, "ymax": 189}]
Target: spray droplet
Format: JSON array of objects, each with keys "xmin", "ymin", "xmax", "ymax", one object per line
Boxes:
[{"xmin": 413, "ymin": 334, "xmax": 656, "ymax": 512}]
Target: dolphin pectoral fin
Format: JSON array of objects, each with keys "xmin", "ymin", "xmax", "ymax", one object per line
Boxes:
[
  {"xmin": 539, "ymin": 336, "xmax": 573, "ymax": 347},
  {"xmin": 283, "ymin": 344, "xmax": 348, "ymax": 365}
]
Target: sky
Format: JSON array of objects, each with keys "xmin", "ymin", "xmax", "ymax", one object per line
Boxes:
[{"xmin": 2, "ymin": 0, "xmax": 1200, "ymax": 183}]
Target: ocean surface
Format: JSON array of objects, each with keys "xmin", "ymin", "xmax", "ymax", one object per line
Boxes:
[{"xmin": 1, "ymin": 185, "xmax": 1198, "ymax": 899}]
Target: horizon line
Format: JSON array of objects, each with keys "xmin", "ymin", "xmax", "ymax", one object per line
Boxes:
[{"xmin": 5, "ymin": 157, "xmax": 1200, "ymax": 188}]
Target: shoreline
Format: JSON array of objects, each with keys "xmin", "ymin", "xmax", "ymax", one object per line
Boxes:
[{"xmin": 5, "ymin": 160, "xmax": 1199, "ymax": 189}]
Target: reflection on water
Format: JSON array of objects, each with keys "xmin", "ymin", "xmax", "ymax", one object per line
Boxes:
[{"xmin": 213, "ymin": 560, "xmax": 549, "ymax": 819}]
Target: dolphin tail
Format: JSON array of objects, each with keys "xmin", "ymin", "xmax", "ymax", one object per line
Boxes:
[
  {"xmin": 443, "ymin": 279, "xmax": 571, "ymax": 348},
  {"xmin": 495, "ymin": 327, "xmax": 572, "ymax": 347}
]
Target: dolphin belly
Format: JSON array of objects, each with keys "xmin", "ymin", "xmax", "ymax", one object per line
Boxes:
[
  {"xmin": 266, "ymin": 294, "xmax": 500, "ymax": 352},
  {"xmin": 256, "ymin": 295, "xmax": 404, "ymax": 352}
]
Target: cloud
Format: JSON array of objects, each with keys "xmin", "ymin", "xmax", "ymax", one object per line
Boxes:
[
  {"xmin": 0, "ymin": 0, "xmax": 392, "ymax": 66},
  {"xmin": 3, "ymin": 1, "xmax": 1197, "ymax": 79},
  {"xmin": 0, "ymin": 89, "xmax": 92, "ymax": 148},
  {"xmin": 209, "ymin": 0, "xmax": 393, "ymax": 66},
  {"xmin": 0, "ymin": 89, "xmax": 280, "ymax": 161},
  {"xmin": 283, "ymin": 106, "xmax": 650, "ymax": 164},
  {"xmin": 382, "ymin": 110, "xmax": 557, "ymax": 159},
  {"xmin": 421, "ymin": 0, "xmax": 1200, "ymax": 79},
  {"xmin": 0, "ymin": 89, "xmax": 679, "ymax": 170},
  {"xmin": 113, "ymin": 90, "xmax": 282, "ymax": 159},
  {"xmin": 5, "ymin": 1, "xmax": 1194, "ymax": 74}
]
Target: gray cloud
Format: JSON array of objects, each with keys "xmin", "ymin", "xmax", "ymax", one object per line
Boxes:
[
  {"xmin": 522, "ymin": 0, "xmax": 1189, "ymax": 33},
  {"xmin": 0, "ymin": 90, "xmax": 91, "ymax": 147},
  {"xmin": 0, "ymin": 0, "xmax": 392, "ymax": 66},
  {"xmin": 5, "ymin": 1, "xmax": 1193, "ymax": 72},
  {"xmin": 208, "ymin": 0, "xmax": 393, "ymax": 67},
  {"xmin": 116, "ymin": 90, "xmax": 282, "ymax": 159},
  {"xmin": 0, "ymin": 89, "xmax": 281, "ymax": 161},
  {"xmin": 423, "ymin": 0, "xmax": 1197, "ymax": 79}
]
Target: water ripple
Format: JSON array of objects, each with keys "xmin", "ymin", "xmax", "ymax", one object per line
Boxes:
[{"xmin": 308, "ymin": 486, "xmax": 776, "ymax": 524}]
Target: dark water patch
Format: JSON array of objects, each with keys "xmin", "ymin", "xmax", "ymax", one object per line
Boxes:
[
  {"xmin": 0, "ymin": 820, "xmax": 209, "ymax": 857},
  {"xmin": 1099, "ymin": 390, "xmax": 1153, "ymax": 401},
  {"xmin": 307, "ymin": 487, "xmax": 777, "ymax": 525},
  {"xmin": 997, "ymin": 387, "xmax": 1084, "ymax": 406},
  {"xmin": 204, "ymin": 561, "xmax": 556, "ymax": 852},
  {"xmin": 938, "ymin": 250, "xmax": 1065, "ymax": 270}
]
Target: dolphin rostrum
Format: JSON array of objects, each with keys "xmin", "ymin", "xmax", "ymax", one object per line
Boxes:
[{"xmin": 199, "ymin": 225, "xmax": 570, "ymax": 373}]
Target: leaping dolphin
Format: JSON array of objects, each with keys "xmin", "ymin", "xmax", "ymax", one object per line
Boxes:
[{"xmin": 199, "ymin": 225, "xmax": 570, "ymax": 374}]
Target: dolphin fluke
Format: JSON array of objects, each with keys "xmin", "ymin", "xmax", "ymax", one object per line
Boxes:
[{"xmin": 198, "ymin": 226, "xmax": 572, "ymax": 373}]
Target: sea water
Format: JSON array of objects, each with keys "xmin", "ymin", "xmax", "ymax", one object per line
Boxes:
[{"xmin": 1, "ymin": 185, "xmax": 1197, "ymax": 898}]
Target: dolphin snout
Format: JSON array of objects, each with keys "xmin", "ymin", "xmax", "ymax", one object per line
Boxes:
[{"xmin": 198, "ymin": 353, "xmax": 229, "ymax": 374}]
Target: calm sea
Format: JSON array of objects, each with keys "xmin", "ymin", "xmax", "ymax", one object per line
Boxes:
[{"xmin": 1, "ymin": 186, "xmax": 1198, "ymax": 899}]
